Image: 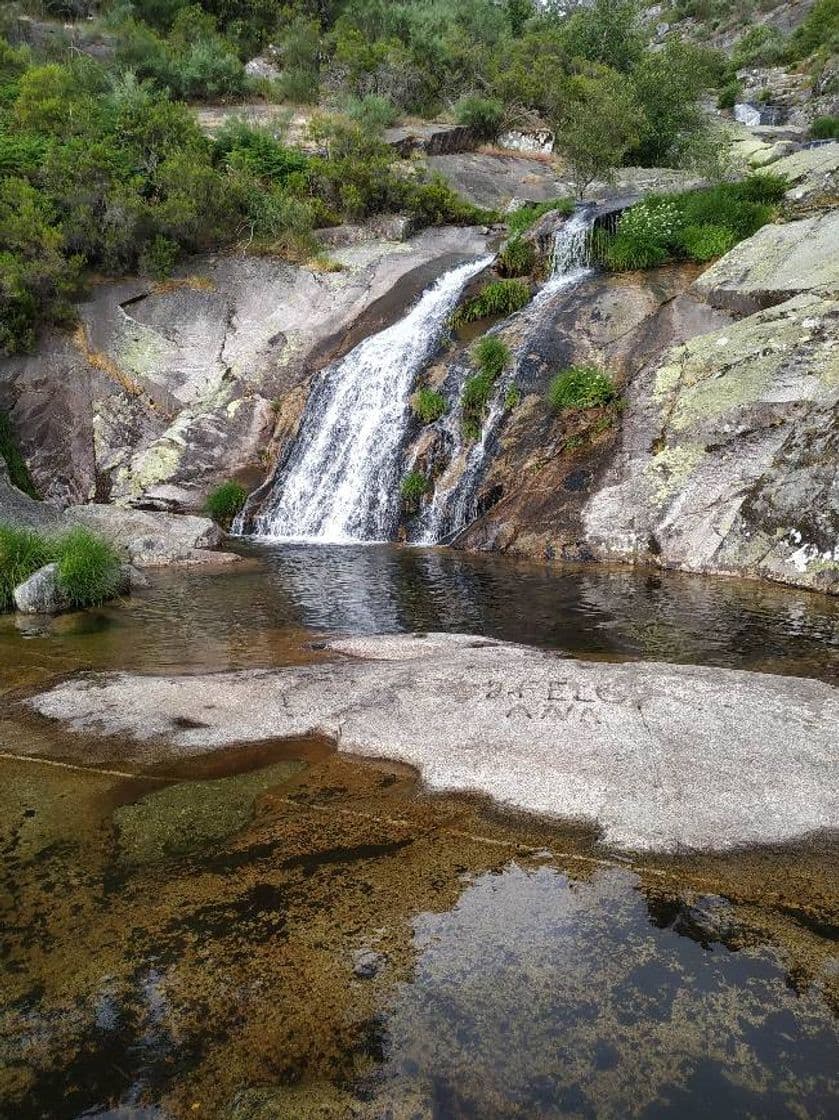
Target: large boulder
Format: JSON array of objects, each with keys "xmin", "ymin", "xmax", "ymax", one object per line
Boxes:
[
  {"xmin": 12, "ymin": 561, "xmax": 131, "ymax": 614},
  {"xmin": 773, "ymin": 142, "xmax": 839, "ymax": 204},
  {"xmin": 691, "ymin": 211, "xmax": 839, "ymax": 314},
  {"xmin": 25, "ymin": 632, "xmax": 839, "ymax": 852},
  {"xmin": 0, "ymin": 459, "xmax": 59, "ymax": 530},
  {"xmin": 62, "ymin": 505, "xmax": 224, "ymax": 567},
  {"xmin": 583, "ymin": 291, "xmax": 839, "ymax": 594}
]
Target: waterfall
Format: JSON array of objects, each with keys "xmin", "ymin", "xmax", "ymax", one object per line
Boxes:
[
  {"xmin": 249, "ymin": 255, "xmax": 492, "ymax": 543},
  {"xmin": 417, "ymin": 209, "xmax": 595, "ymax": 545}
]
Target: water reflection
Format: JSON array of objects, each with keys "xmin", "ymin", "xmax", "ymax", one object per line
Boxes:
[
  {"xmin": 2, "ymin": 544, "xmax": 839, "ymax": 691},
  {"xmin": 367, "ymin": 864, "xmax": 839, "ymax": 1119}
]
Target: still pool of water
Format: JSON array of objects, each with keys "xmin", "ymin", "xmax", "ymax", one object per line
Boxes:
[{"xmin": 1, "ymin": 545, "xmax": 837, "ymax": 1119}]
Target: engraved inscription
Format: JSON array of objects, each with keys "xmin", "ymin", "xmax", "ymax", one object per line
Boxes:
[{"xmin": 479, "ymin": 675, "xmax": 632, "ymax": 724}]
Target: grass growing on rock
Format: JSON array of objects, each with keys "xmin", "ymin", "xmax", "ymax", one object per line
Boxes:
[
  {"xmin": 593, "ymin": 175, "xmax": 788, "ymax": 272},
  {"xmin": 0, "ymin": 523, "xmax": 122, "ymax": 611},
  {"xmin": 497, "ymin": 236, "xmax": 536, "ymax": 278},
  {"xmin": 548, "ymin": 367, "xmax": 617, "ymax": 411},
  {"xmin": 0, "ymin": 524, "xmax": 51, "ymax": 611},
  {"xmin": 452, "ymin": 280, "xmax": 531, "ymax": 328},
  {"xmin": 507, "ymin": 199, "xmax": 575, "ymax": 237},
  {"xmin": 400, "ymin": 470, "xmax": 430, "ymax": 512},
  {"xmin": 206, "ymin": 481, "xmax": 247, "ymax": 529},
  {"xmin": 462, "ymin": 336, "xmax": 512, "ymax": 439},
  {"xmin": 412, "ymin": 387, "xmax": 447, "ymax": 424},
  {"xmin": 54, "ymin": 527, "xmax": 123, "ymax": 609}
]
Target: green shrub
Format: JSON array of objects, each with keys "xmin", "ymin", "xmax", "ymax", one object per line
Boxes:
[
  {"xmin": 498, "ymin": 236, "xmax": 536, "ymax": 277},
  {"xmin": 452, "ymin": 280, "xmax": 531, "ymax": 327},
  {"xmin": 717, "ymin": 79, "xmax": 741, "ymax": 111},
  {"xmin": 548, "ymin": 366, "xmax": 616, "ymax": 411},
  {"xmin": 507, "ymin": 198, "xmax": 575, "ymax": 236},
  {"xmin": 138, "ymin": 234, "xmax": 179, "ymax": 279},
  {"xmin": 473, "ymin": 336, "xmax": 511, "ymax": 380},
  {"xmin": 811, "ymin": 115, "xmax": 839, "ymax": 140},
  {"xmin": 412, "ymin": 387, "xmax": 446, "ymax": 424},
  {"xmin": 346, "ymin": 94, "xmax": 399, "ymax": 133},
  {"xmin": 205, "ymin": 480, "xmax": 247, "ymax": 528},
  {"xmin": 0, "ymin": 524, "xmax": 51, "ymax": 611},
  {"xmin": 788, "ymin": 0, "xmax": 839, "ymax": 60},
  {"xmin": 400, "ymin": 469, "xmax": 429, "ymax": 511},
  {"xmin": 455, "ymin": 96, "xmax": 504, "ymax": 140},
  {"xmin": 504, "ymin": 384, "xmax": 522, "ymax": 411},
  {"xmin": 595, "ymin": 177, "xmax": 786, "ymax": 272},
  {"xmin": 678, "ymin": 223, "xmax": 737, "ymax": 262},
  {"xmin": 731, "ymin": 27, "xmax": 786, "ymax": 69},
  {"xmin": 0, "ymin": 411, "xmax": 38, "ymax": 498},
  {"xmin": 53, "ymin": 526, "xmax": 122, "ymax": 608}
]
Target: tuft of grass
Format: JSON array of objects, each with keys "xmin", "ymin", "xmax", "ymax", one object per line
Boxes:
[
  {"xmin": 205, "ymin": 481, "xmax": 247, "ymax": 529},
  {"xmin": 412, "ymin": 387, "xmax": 447, "ymax": 424},
  {"xmin": 497, "ymin": 236, "xmax": 536, "ymax": 278},
  {"xmin": 507, "ymin": 198, "xmax": 575, "ymax": 237},
  {"xmin": 0, "ymin": 411, "xmax": 38, "ymax": 498},
  {"xmin": 400, "ymin": 470, "xmax": 429, "ymax": 512},
  {"xmin": 0, "ymin": 524, "xmax": 52, "ymax": 611},
  {"xmin": 811, "ymin": 115, "xmax": 839, "ymax": 140},
  {"xmin": 451, "ymin": 280, "xmax": 531, "ymax": 328},
  {"xmin": 53, "ymin": 526, "xmax": 123, "ymax": 609},
  {"xmin": 473, "ymin": 336, "xmax": 511, "ymax": 380},
  {"xmin": 548, "ymin": 366, "xmax": 616, "ymax": 412},
  {"xmin": 504, "ymin": 384, "xmax": 521, "ymax": 411}
]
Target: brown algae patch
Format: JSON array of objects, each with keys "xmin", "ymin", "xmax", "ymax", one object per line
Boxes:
[{"xmin": 1, "ymin": 729, "xmax": 838, "ymax": 1119}]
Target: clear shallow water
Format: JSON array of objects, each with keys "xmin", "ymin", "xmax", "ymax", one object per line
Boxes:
[{"xmin": 0, "ymin": 545, "xmax": 837, "ymax": 1119}]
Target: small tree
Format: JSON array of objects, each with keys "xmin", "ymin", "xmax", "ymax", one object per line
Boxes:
[{"xmin": 552, "ymin": 66, "xmax": 642, "ymax": 199}]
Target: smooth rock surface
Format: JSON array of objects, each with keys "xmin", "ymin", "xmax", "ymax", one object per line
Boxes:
[
  {"xmin": 12, "ymin": 561, "xmax": 131, "ymax": 614},
  {"xmin": 63, "ymin": 504, "xmax": 223, "ymax": 567},
  {"xmin": 0, "ymin": 459, "xmax": 59, "ymax": 530},
  {"xmin": 692, "ymin": 212, "xmax": 839, "ymax": 314},
  {"xmin": 26, "ymin": 633, "xmax": 839, "ymax": 852}
]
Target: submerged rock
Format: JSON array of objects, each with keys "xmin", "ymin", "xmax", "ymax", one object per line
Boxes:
[{"xmin": 25, "ymin": 633, "xmax": 839, "ymax": 853}]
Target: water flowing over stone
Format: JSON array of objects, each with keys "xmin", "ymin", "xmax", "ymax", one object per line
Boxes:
[
  {"xmin": 417, "ymin": 210, "xmax": 595, "ymax": 544},
  {"xmin": 249, "ymin": 256, "xmax": 491, "ymax": 543}
]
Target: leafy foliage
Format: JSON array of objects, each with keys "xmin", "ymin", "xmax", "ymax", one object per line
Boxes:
[
  {"xmin": 594, "ymin": 176, "xmax": 786, "ymax": 272},
  {"xmin": 455, "ymin": 96, "xmax": 504, "ymax": 140},
  {"xmin": 547, "ymin": 366, "xmax": 616, "ymax": 412},
  {"xmin": 205, "ymin": 480, "xmax": 247, "ymax": 527}
]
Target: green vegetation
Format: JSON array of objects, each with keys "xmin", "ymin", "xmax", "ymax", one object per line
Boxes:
[
  {"xmin": 53, "ymin": 525, "xmax": 123, "ymax": 609},
  {"xmin": 548, "ymin": 366, "xmax": 616, "ymax": 412},
  {"xmin": 594, "ymin": 175, "xmax": 787, "ymax": 272},
  {"xmin": 473, "ymin": 336, "xmax": 511, "ymax": 380},
  {"xmin": 0, "ymin": 410, "xmax": 37, "ymax": 497},
  {"xmin": 497, "ymin": 236, "xmax": 536, "ymax": 278},
  {"xmin": 812, "ymin": 116, "xmax": 839, "ymax": 140},
  {"xmin": 0, "ymin": 523, "xmax": 51, "ymax": 611},
  {"xmin": 205, "ymin": 480, "xmax": 247, "ymax": 527},
  {"xmin": 412, "ymin": 387, "xmax": 446, "ymax": 425},
  {"xmin": 455, "ymin": 96, "xmax": 504, "ymax": 140},
  {"xmin": 504, "ymin": 384, "xmax": 522, "ymax": 411},
  {"xmin": 462, "ymin": 335, "xmax": 512, "ymax": 439},
  {"xmin": 0, "ymin": 522, "xmax": 121, "ymax": 611},
  {"xmin": 452, "ymin": 280, "xmax": 530, "ymax": 328},
  {"xmin": 788, "ymin": 0, "xmax": 839, "ymax": 61},
  {"xmin": 507, "ymin": 198, "xmax": 576, "ymax": 237},
  {"xmin": 400, "ymin": 469, "xmax": 429, "ymax": 512}
]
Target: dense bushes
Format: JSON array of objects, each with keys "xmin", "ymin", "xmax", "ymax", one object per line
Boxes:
[
  {"xmin": 594, "ymin": 175, "xmax": 787, "ymax": 272},
  {"xmin": 497, "ymin": 236, "xmax": 536, "ymax": 278},
  {"xmin": 812, "ymin": 116, "xmax": 839, "ymax": 140},
  {"xmin": 0, "ymin": 522, "xmax": 121, "ymax": 611},
  {"xmin": 451, "ymin": 280, "xmax": 531, "ymax": 328},
  {"xmin": 455, "ymin": 96, "xmax": 504, "ymax": 140}
]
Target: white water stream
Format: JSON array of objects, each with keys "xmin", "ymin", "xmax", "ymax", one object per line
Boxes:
[
  {"xmin": 416, "ymin": 210, "xmax": 596, "ymax": 544},
  {"xmin": 250, "ymin": 255, "xmax": 491, "ymax": 542}
]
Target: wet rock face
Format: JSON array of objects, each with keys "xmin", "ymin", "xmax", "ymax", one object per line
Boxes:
[
  {"xmin": 26, "ymin": 632, "xmax": 839, "ymax": 852},
  {"xmin": 0, "ymin": 229, "xmax": 491, "ymax": 513}
]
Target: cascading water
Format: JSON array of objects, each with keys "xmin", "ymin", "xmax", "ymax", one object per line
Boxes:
[
  {"xmin": 417, "ymin": 209, "xmax": 596, "ymax": 545},
  {"xmin": 249, "ymin": 255, "xmax": 492, "ymax": 543}
]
